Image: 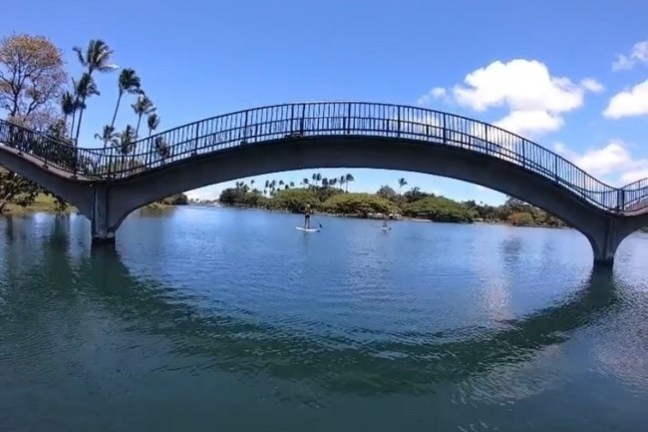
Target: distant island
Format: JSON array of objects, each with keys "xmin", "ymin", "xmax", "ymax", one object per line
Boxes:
[{"xmin": 204, "ymin": 173, "xmax": 567, "ymax": 229}]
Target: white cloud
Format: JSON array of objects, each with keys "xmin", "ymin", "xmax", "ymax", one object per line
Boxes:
[
  {"xmin": 453, "ymin": 60, "xmax": 586, "ymax": 113},
  {"xmin": 494, "ymin": 109, "xmax": 564, "ymax": 136},
  {"xmin": 603, "ymin": 79, "xmax": 648, "ymax": 119},
  {"xmin": 553, "ymin": 140, "xmax": 648, "ymax": 185},
  {"xmin": 428, "ymin": 59, "xmax": 600, "ymax": 137},
  {"xmin": 612, "ymin": 40, "xmax": 648, "ymax": 71},
  {"xmin": 418, "ymin": 87, "xmax": 447, "ymax": 105},
  {"xmin": 581, "ymin": 78, "xmax": 605, "ymax": 93}
]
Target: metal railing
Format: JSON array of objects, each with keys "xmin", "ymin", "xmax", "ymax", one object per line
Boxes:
[{"xmin": 1, "ymin": 102, "xmax": 648, "ymax": 214}]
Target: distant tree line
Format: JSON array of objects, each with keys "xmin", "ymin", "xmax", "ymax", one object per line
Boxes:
[{"xmin": 216, "ymin": 173, "xmax": 567, "ymax": 228}]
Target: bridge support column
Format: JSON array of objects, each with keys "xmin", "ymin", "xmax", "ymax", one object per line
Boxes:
[
  {"xmin": 91, "ymin": 185, "xmax": 116, "ymax": 246},
  {"xmin": 591, "ymin": 218, "xmax": 620, "ymax": 268}
]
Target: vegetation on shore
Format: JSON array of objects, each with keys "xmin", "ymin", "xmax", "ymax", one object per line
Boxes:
[
  {"xmin": 216, "ymin": 173, "xmax": 567, "ymax": 228},
  {"xmin": 0, "ymin": 33, "xmax": 178, "ymax": 215},
  {"xmin": 0, "ymin": 186, "xmax": 188, "ymax": 216}
]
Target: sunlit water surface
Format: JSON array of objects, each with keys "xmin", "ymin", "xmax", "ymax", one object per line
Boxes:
[{"xmin": 0, "ymin": 207, "xmax": 647, "ymax": 431}]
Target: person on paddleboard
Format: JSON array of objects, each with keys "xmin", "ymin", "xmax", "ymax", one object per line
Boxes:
[
  {"xmin": 382, "ymin": 213, "xmax": 390, "ymax": 229},
  {"xmin": 304, "ymin": 204, "xmax": 312, "ymax": 229}
]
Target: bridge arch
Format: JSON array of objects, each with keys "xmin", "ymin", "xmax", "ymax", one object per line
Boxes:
[{"xmin": 108, "ymin": 135, "xmax": 611, "ymax": 256}]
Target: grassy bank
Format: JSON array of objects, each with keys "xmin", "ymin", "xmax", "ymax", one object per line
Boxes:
[
  {"xmin": 1, "ymin": 193, "xmax": 189, "ymax": 217},
  {"xmin": 1, "ymin": 194, "xmax": 76, "ymax": 216}
]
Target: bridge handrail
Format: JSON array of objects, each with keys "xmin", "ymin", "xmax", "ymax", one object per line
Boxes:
[{"xmin": 1, "ymin": 102, "xmax": 648, "ymax": 214}]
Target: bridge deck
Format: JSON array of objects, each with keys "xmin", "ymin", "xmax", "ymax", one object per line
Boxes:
[{"xmin": 0, "ymin": 143, "xmax": 91, "ymax": 181}]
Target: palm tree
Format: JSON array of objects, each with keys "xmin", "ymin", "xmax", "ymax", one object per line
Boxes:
[
  {"xmin": 322, "ymin": 178, "xmax": 329, "ymax": 187},
  {"xmin": 302, "ymin": 178, "xmax": 309, "ymax": 188},
  {"xmin": 59, "ymin": 91, "xmax": 76, "ymax": 137},
  {"xmin": 72, "ymin": 73, "xmax": 100, "ymax": 146},
  {"xmin": 398, "ymin": 177, "xmax": 407, "ymax": 194},
  {"xmin": 345, "ymin": 173, "xmax": 354, "ymax": 192},
  {"xmin": 73, "ymin": 39, "xmax": 116, "ymax": 75},
  {"xmin": 154, "ymin": 136, "xmax": 170, "ymax": 162},
  {"xmin": 116, "ymin": 125, "xmax": 137, "ymax": 173},
  {"xmin": 147, "ymin": 113, "xmax": 160, "ymax": 136},
  {"xmin": 72, "ymin": 39, "xmax": 117, "ymax": 145},
  {"xmin": 289, "ymin": 181, "xmax": 294, "ymax": 188},
  {"xmin": 111, "ymin": 68, "xmax": 142, "ymax": 129},
  {"xmin": 132, "ymin": 95, "xmax": 156, "ymax": 137},
  {"xmin": 94, "ymin": 125, "xmax": 118, "ymax": 150}
]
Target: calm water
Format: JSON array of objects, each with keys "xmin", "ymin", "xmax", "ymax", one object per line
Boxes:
[{"xmin": 0, "ymin": 207, "xmax": 647, "ymax": 432}]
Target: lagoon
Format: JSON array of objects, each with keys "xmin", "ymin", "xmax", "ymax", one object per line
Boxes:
[{"xmin": 0, "ymin": 206, "xmax": 647, "ymax": 431}]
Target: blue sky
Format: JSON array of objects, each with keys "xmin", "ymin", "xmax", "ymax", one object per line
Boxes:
[{"xmin": 9, "ymin": 0, "xmax": 648, "ymax": 204}]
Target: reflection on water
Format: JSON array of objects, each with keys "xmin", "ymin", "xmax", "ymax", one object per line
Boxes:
[{"xmin": 0, "ymin": 209, "xmax": 647, "ymax": 431}]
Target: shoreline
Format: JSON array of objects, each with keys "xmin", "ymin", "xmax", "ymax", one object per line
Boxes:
[
  {"xmin": 0, "ymin": 200, "xmax": 181, "ymax": 218},
  {"xmin": 189, "ymin": 202, "xmax": 570, "ymax": 230},
  {"xmin": 0, "ymin": 200, "xmax": 568, "ymax": 231}
]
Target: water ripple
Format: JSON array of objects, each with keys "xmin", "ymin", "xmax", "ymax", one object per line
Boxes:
[{"xmin": 0, "ymin": 210, "xmax": 647, "ymax": 431}]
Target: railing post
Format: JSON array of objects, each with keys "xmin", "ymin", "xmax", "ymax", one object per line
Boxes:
[
  {"xmin": 147, "ymin": 138, "xmax": 154, "ymax": 168},
  {"xmin": 346, "ymin": 103, "xmax": 352, "ymax": 134},
  {"xmin": 299, "ymin": 104, "xmax": 306, "ymax": 134},
  {"xmin": 40, "ymin": 137, "xmax": 49, "ymax": 168},
  {"xmin": 521, "ymin": 141, "xmax": 526, "ymax": 168},
  {"xmin": 554, "ymin": 155, "xmax": 559, "ymax": 182},
  {"xmin": 442, "ymin": 114, "xmax": 447, "ymax": 143},
  {"xmin": 73, "ymin": 146, "xmax": 78, "ymax": 177},
  {"xmin": 397, "ymin": 106, "xmax": 401, "ymax": 138},
  {"xmin": 192, "ymin": 123, "xmax": 200, "ymax": 155},
  {"xmin": 107, "ymin": 148, "xmax": 113, "ymax": 179},
  {"xmin": 243, "ymin": 111, "xmax": 249, "ymax": 141},
  {"xmin": 617, "ymin": 189, "xmax": 624, "ymax": 212},
  {"xmin": 289, "ymin": 105, "xmax": 294, "ymax": 135}
]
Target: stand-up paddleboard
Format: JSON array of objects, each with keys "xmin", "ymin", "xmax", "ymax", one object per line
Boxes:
[
  {"xmin": 296, "ymin": 226, "xmax": 320, "ymax": 233},
  {"xmin": 381, "ymin": 226, "xmax": 391, "ymax": 231}
]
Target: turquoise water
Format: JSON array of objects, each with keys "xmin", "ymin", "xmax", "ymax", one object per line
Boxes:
[{"xmin": 0, "ymin": 207, "xmax": 647, "ymax": 431}]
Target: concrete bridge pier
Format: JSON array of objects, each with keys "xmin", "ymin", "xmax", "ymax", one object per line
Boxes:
[
  {"xmin": 91, "ymin": 185, "xmax": 117, "ymax": 245},
  {"xmin": 589, "ymin": 215, "xmax": 648, "ymax": 267},
  {"xmin": 590, "ymin": 218, "xmax": 620, "ymax": 268}
]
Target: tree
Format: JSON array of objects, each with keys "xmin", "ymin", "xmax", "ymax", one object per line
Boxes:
[
  {"xmin": 117, "ymin": 125, "xmax": 137, "ymax": 155},
  {"xmin": 0, "ymin": 34, "xmax": 68, "ymax": 210},
  {"xmin": 72, "ymin": 72, "xmax": 99, "ymax": 144},
  {"xmin": 147, "ymin": 113, "xmax": 160, "ymax": 136},
  {"xmin": 131, "ymin": 94, "xmax": 155, "ymax": 137},
  {"xmin": 397, "ymin": 177, "xmax": 407, "ymax": 194},
  {"xmin": 110, "ymin": 68, "xmax": 141, "ymax": 129},
  {"xmin": 115, "ymin": 125, "xmax": 137, "ymax": 173},
  {"xmin": 154, "ymin": 136, "xmax": 170, "ymax": 162},
  {"xmin": 94, "ymin": 125, "xmax": 118, "ymax": 150},
  {"xmin": 403, "ymin": 196, "xmax": 475, "ymax": 223},
  {"xmin": 0, "ymin": 33, "xmax": 67, "ymax": 126},
  {"xmin": 73, "ymin": 39, "xmax": 116, "ymax": 75},
  {"xmin": 0, "ymin": 169, "xmax": 39, "ymax": 213},
  {"xmin": 59, "ymin": 91, "xmax": 76, "ymax": 137},
  {"xmin": 72, "ymin": 39, "xmax": 116, "ymax": 145},
  {"xmin": 377, "ymin": 185, "xmax": 397, "ymax": 201},
  {"xmin": 344, "ymin": 173, "xmax": 354, "ymax": 192},
  {"xmin": 403, "ymin": 186, "xmax": 428, "ymax": 203}
]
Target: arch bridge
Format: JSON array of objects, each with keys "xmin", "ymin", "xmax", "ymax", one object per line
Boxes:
[{"xmin": 1, "ymin": 102, "xmax": 648, "ymax": 266}]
